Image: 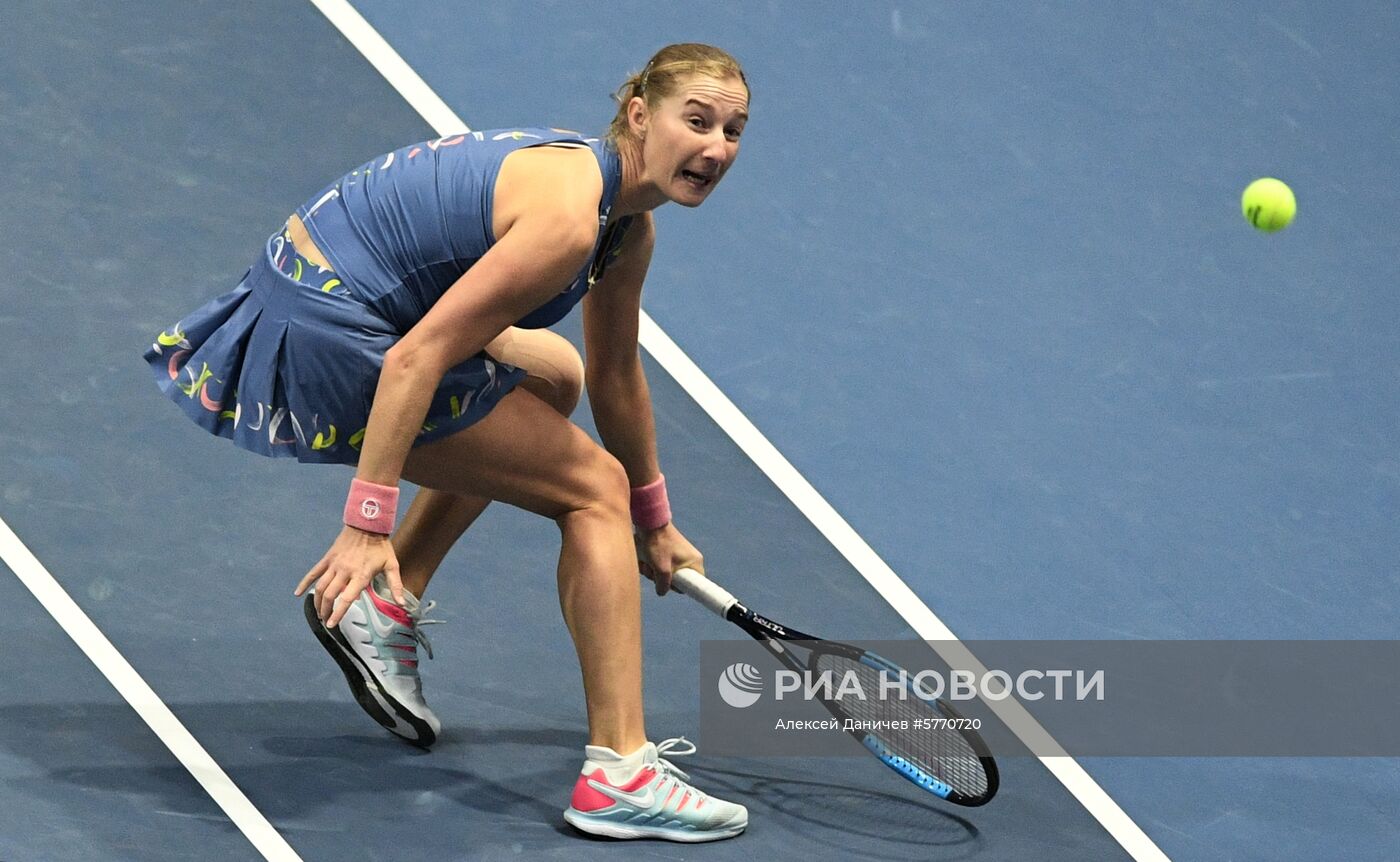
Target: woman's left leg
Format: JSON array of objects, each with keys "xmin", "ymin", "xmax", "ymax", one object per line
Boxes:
[{"xmin": 311, "ymin": 328, "xmax": 585, "ymax": 746}]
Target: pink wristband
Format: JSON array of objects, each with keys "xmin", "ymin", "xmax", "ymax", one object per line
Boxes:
[
  {"xmin": 630, "ymin": 474, "xmax": 672, "ymax": 530},
  {"xmin": 343, "ymin": 478, "xmax": 399, "ymax": 534}
]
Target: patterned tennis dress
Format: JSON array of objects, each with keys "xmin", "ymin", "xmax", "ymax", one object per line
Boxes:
[{"xmin": 145, "ymin": 129, "xmax": 631, "ymax": 465}]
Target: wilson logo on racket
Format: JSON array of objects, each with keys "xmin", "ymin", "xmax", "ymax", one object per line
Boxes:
[
  {"xmin": 752, "ymin": 617, "xmax": 788, "ymax": 637},
  {"xmin": 717, "ymin": 662, "xmax": 763, "ymax": 708}
]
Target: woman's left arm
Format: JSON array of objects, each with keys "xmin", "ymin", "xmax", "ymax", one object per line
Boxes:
[{"xmin": 581, "ymin": 212, "xmax": 701, "ymax": 594}]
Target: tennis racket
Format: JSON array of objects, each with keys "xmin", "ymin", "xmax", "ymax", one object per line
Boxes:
[{"xmin": 671, "ymin": 567, "xmax": 998, "ymax": 807}]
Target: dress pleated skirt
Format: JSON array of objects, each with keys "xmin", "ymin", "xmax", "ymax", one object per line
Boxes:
[{"xmin": 144, "ymin": 233, "xmax": 526, "ymax": 465}]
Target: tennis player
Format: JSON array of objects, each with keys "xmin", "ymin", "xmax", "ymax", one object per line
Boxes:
[{"xmin": 145, "ymin": 43, "xmax": 749, "ymax": 842}]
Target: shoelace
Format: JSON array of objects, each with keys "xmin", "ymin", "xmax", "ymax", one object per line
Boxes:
[
  {"xmin": 652, "ymin": 736, "xmax": 699, "ymax": 784},
  {"xmin": 404, "ymin": 599, "xmax": 443, "ymax": 661}
]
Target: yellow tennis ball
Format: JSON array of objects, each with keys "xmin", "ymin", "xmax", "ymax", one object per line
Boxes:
[{"xmin": 1241, "ymin": 177, "xmax": 1296, "ymax": 232}]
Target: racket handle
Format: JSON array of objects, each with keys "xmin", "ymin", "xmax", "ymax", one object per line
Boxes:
[{"xmin": 670, "ymin": 567, "xmax": 738, "ymax": 618}]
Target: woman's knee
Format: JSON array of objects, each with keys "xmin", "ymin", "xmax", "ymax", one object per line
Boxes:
[
  {"xmin": 567, "ymin": 448, "xmax": 631, "ymax": 524},
  {"xmin": 487, "ymin": 327, "xmax": 583, "ymax": 416}
]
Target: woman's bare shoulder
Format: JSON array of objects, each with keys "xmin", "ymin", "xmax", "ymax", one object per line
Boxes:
[{"xmin": 493, "ymin": 145, "xmax": 603, "ymax": 239}]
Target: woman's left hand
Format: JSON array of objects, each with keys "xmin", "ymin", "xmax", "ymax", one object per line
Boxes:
[
  {"xmin": 636, "ymin": 522, "xmax": 703, "ymax": 596},
  {"xmin": 294, "ymin": 525, "xmax": 404, "ymax": 627}
]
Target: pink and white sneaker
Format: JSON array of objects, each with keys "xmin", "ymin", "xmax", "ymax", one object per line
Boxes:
[
  {"xmin": 564, "ymin": 737, "xmax": 748, "ymax": 842},
  {"xmin": 305, "ymin": 573, "xmax": 442, "ymax": 747}
]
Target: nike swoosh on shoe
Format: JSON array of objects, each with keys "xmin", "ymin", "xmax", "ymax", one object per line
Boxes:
[
  {"xmin": 367, "ymin": 605, "xmax": 401, "ymax": 640},
  {"xmin": 586, "ymin": 779, "xmax": 657, "ymax": 810}
]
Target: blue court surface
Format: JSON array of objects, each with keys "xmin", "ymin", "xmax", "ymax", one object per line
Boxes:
[{"xmin": 2, "ymin": 1, "xmax": 1397, "ymax": 859}]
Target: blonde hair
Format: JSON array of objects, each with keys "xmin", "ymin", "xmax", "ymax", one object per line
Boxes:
[{"xmin": 607, "ymin": 43, "xmax": 749, "ymax": 144}]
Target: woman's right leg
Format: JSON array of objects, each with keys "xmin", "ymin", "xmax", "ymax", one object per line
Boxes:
[
  {"xmin": 400, "ymin": 385, "xmax": 645, "ymax": 754},
  {"xmin": 393, "ymin": 327, "xmax": 585, "ymax": 598},
  {"xmin": 404, "ymin": 377, "xmax": 748, "ymax": 842}
]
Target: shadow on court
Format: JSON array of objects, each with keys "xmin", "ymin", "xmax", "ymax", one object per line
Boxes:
[{"xmin": 5, "ymin": 699, "xmax": 988, "ymax": 859}]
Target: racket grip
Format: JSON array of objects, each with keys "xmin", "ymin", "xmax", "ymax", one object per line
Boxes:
[{"xmin": 670, "ymin": 567, "xmax": 738, "ymax": 618}]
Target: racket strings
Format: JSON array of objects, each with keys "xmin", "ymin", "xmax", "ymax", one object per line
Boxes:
[{"xmin": 813, "ymin": 652, "xmax": 988, "ymax": 798}]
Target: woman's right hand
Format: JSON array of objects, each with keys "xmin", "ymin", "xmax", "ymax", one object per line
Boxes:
[{"xmin": 294, "ymin": 525, "xmax": 405, "ymax": 627}]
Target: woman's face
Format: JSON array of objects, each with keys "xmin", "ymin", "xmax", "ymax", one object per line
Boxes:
[{"xmin": 636, "ymin": 73, "xmax": 749, "ymax": 207}]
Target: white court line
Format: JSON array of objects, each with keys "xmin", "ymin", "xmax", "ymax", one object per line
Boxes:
[
  {"xmin": 307, "ymin": 2, "xmax": 1170, "ymax": 859},
  {"xmin": 639, "ymin": 320, "xmax": 1171, "ymax": 861},
  {"xmin": 0, "ymin": 517, "xmax": 301, "ymax": 861}
]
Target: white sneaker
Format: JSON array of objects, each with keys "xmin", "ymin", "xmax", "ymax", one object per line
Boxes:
[
  {"xmin": 305, "ymin": 573, "xmax": 442, "ymax": 747},
  {"xmin": 564, "ymin": 737, "xmax": 748, "ymax": 842}
]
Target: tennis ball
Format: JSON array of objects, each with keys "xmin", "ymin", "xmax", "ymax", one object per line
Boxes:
[{"xmin": 1241, "ymin": 178, "xmax": 1296, "ymax": 232}]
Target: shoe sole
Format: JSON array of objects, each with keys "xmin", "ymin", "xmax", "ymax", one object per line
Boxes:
[
  {"xmin": 563, "ymin": 808, "xmax": 747, "ymax": 842},
  {"xmin": 303, "ymin": 593, "xmax": 437, "ymax": 748}
]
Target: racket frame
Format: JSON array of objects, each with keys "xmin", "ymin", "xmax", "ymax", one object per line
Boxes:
[{"xmin": 671, "ymin": 568, "xmax": 998, "ymax": 806}]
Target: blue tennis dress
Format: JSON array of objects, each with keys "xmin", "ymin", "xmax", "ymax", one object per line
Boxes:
[{"xmin": 145, "ymin": 129, "xmax": 631, "ymax": 465}]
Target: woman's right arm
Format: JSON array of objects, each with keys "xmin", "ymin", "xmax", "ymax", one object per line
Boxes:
[{"xmin": 296, "ymin": 146, "xmax": 603, "ymax": 626}]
